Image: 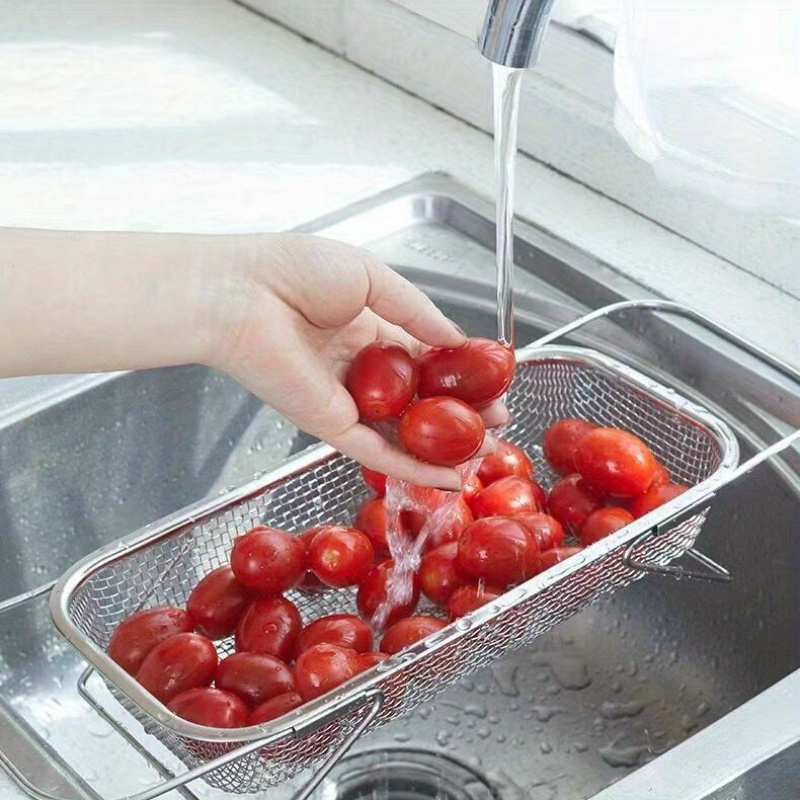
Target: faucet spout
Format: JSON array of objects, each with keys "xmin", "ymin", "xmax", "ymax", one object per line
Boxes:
[{"xmin": 479, "ymin": 0, "xmax": 556, "ymax": 69}]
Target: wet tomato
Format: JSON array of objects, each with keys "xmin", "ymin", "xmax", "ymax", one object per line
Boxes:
[
  {"xmin": 167, "ymin": 688, "xmax": 248, "ymax": 728},
  {"xmin": 400, "ymin": 397, "xmax": 485, "ymax": 467},
  {"xmin": 230, "ymin": 526, "xmax": 306, "ymax": 595},
  {"xmin": 308, "ymin": 526, "xmax": 374, "ymax": 588},
  {"xmin": 294, "ymin": 614, "xmax": 373, "ymax": 658},
  {"xmin": 136, "ymin": 632, "xmax": 217, "ymax": 704},
  {"xmin": 579, "ymin": 507, "xmax": 634, "ymax": 546},
  {"xmin": 358, "ymin": 651, "xmax": 390, "ymax": 670},
  {"xmin": 514, "ymin": 512, "xmax": 565, "ymax": 551},
  {"xmin": 295, "ymin": 528, "xmax": 327, "ymax": 592},
  {"xmin": 417, "ymin": 338, "xmax": 515, "ymax": 408},
  {"xmin": 547, "ymin": 474, "xmax": 604, "ymax": 531},
  {"xmin": 379, "ymin": 616, "xmax": 447, "ymax": 655},
  {"xmin": 574, "ymin": 428, "xmax": 657, "ymax": 497},
  {"xmin": 542, "ymin": 419, "xmax": 597, "ymax": 475},
  {"xmin": 108, "ymin": 606, "xmax": 193, "ymax": 675},
  {"xmin": 294, "ymin": 643, "xmax": 362, "ymax": 702},
  {"xmin": 631, "ymin": 482, "xmax": 688, "ymax": 518},
  {"xmin": 346, "ymin": 341, "xmax": 419, "ymax": 421},
  {"xmin": 470, "ymin": 475, "xmax": 546, "ymax": 519},
  {"xmin": 235, "ymin": 597, "xmax": 303, "ymax": 663},
  {"xmin": 651, "ymin": 461, "xmax": 671, "ymax": 487},
  {"xmin": 462, "ymin": 473, "xmax": 483, "ymax": 505},
  {"xmin": 457, "ymin": 517, "xmax": 541, "ymax": 585},
  {"xmin": 446, "ymin": 583, "xmax": 504, "ymax": 620},
  {"xmin": 361, "ymin": 466, "xmax": 387, "ymax": 496},
  {"xmin": 186, "ymin": 567, "xmax": 252, "ymax": 640},
  {"xmin": 418, "ymin": 542, "xmax": 464, "ymax": 606},
  {"xmin": 215, "ymin": 652, "xmax": 296, "ymax": 708},
  {"xmin": 424, "ymin": 497, "xmax": 474, "ymax": 549},
  {"xmin": 539, "ymin": 546, "xmax": 584, "ymax": 571},
  {"xmin": 477, "ymin": 440, "xmax": 534, "ymax": 485},
  {"xmin": 356, "ymin": 560, "xmax": 420, "ymax": 628},
  {"xmin": 249, "ymin": 692, "xmax": 304, "ymax": 725},
  {"xmin": 354, "ymin": 497, "xmax": 409, "ymax": 558}
]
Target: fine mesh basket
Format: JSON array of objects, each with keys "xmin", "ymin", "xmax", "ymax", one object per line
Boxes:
[{"xmin": 51, "ymin": 344, "xmax": 739, "ymax": 795}]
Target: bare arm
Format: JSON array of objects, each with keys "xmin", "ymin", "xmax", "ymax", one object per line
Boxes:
[{"xmin": 0, "ymin": 228, "xmax": 504, "ymax": 487}]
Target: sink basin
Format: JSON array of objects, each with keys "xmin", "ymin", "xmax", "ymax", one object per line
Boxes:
[{"xmin": 1, "ymin": 175, "xmax": 798, "ymax": 800}]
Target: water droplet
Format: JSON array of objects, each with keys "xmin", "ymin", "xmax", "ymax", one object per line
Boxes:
[
  {"xmin": 435, "ymin": 730, "xmax": 452, "ymax": 747},
  {"xmin": 598, "ymin": 737, "xmax": 650, "ymax": 768},
  {"xmin": 539, "ymin": 741, "xmax": 552, "ymax": 754},
  {"xmin": 600, "ymin": 701, "xmax": 645, "ymax": 719},
  {"xmin": 477, "ymin": 726, "xmax": 491, "ymax": 739},
  {"xmin": 393, "ymin": 732, "xmax": 411, "ymax": 743},
  {"xmin": 491, "ymin": 662, "xmax": 520, "ymax": 697},
  {"xmin": 531, "ymin": 705, "xmax": 562, "ymax": 722}
]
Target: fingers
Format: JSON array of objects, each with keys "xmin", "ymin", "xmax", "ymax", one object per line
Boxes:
[
  {"xmin": 362, "ymin": 258, "xmax": 466, "ymax": 349},
  {"xmin": 329, "ymin": 423, "xmax": 462, "ymax": 490},
  {"xmin": 479, "ymin": 400, "xmax": 510, "ymax": 428}
]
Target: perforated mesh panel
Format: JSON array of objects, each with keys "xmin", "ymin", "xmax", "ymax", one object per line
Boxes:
[{"xmin": 62, "ymin": 351, "xmax": 732, "ymax": 794}]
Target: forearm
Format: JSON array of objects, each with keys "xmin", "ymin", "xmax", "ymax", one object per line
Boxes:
[{"xmin": 0, "ymin": 227, "xmax": 234, "ymax": 377}]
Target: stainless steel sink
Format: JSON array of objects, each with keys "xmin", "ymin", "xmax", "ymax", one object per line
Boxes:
[{"xmin": 1, "ymin": 175, "xmax": 798, "ymax": 800}]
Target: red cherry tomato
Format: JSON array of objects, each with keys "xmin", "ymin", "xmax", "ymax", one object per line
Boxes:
[
  {"xmin": 354, "ymin": 497, "xmax": 409, "ymax": 558},
  {"xmin": 230, "ymin": 526, "xmax": 306, "ymax": 595},
  {"xmin": 358, "ymin": 651, "xmax": 390, "ymax": 670},
  {"xmin": 167, "ymin": 688, "xmax": 248, "ymax": 728},
  {"xmin": 296, "ymin": 528, "xmax": 328, "ymax": 592},
  {"xmin": 418, "ymin": 542, "xmax": 464, "ymax": 606},
  {"xmin": 547, "ymin": 474, "xmax": 604, "ymax": 531},
  {"xmin": 356, "ymin": 560, "xmax": 420, "ymax": 628},
  {"xmin": 399, "ymin": 397, "xmax": 485, "ymax": 467},
  {"xmin": 542, "ymin": 419, "xmax": 598, "ymax": 475},
  {"xmin": 417, "ymin": 338, "xmax": 515, "ymax": 408},
  {"xmin": 470, "ymin": 475, "xmax": 546, "ymax": 519},
  {"xmin": 294, "ymin": 614, "xmax": 373, "ymax": 658},
  {"xmin": 447, "ymin": 584, "xmax": 504, "ymax": 620},
  {"xmin": 650, "ymin": 461, "xmax": 672, "ymax": 488},
  {"xmin": 379, "ymin": 616, "xmax": 447, "ymax": 655},
  {"xmin": 186, "ymin": 567, "xmax": 252, "ymax": 640},
  {"xmin": 477, "ymin": 440, "xmax": 534, "ymax": 485},
  {"xmin": 361, "ymin": 466, "xmax": 387, "ymax": 496},
  {"xmin": 346, "ymin": 341, "xmax": 419, "ymax": 421},
  {"xmin": 574, "ymin": 428, "xmax": 657, "ymax": 497},
  {"xmin": 307, "ymin": 526, "xmax": 375, "ymax": 588},
  {"xmin": 424, "ymin": 498, "xmax": 474, "ymax": 549},
  {"xmin": 539, "ymin": 546, "xmax": 584, "ymax": 571},
  {"xmin": 457, "ymin": 517, "xmax": 541, "ymax": 585},
  {"xmin": 462, "ymin": 473, "xmax": 483, "ymax": 505},
  {"xmin": 215, "ymin": 653, "xmax": 296, "ymax": 708},
  {"xmin": 108, "ymin": 606, "xmax": 193, "ymax": 675},
  {"xmin": 514, "ymin": 512, "xmax": 565, "ymax": 551},
  {"xmin": 249, "ymin": 692, "xmax": 304, "ymax": 725},
  {"xmin": 235, "ymin": 597, "xmax": 303, "ymax": 663},
  {"xmin": 579, "ymin": 507, "xmax": 635, "ymax": 546},
  {"xmin": 631, "ymin": 482, "xmax": 688, "ymax": 518},
  {"xmin": 294, "ymin": 643, "xmax": 362, "ymax": 702},
  {"xmin": 136, "ymin": 633, "xmax": 217, "ymax": 704}
]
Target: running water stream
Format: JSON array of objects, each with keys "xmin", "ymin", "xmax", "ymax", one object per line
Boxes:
[{"xmin": 373, "ymin": 65, "xmax": 525, "ymax": 631}]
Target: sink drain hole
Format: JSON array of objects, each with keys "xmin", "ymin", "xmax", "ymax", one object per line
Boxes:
[{"xmin": 314, "ymin": 748, "xmax": 500, "ymax": 800}]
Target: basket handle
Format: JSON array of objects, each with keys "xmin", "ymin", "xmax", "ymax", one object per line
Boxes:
[{"xmin": 532, "ymin": 299, "xmax": 800, "ymax": 581}]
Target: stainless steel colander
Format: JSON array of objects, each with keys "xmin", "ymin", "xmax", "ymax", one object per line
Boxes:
[{"xmin": 51, "ymin": 326, "xmax": 740, "ymax": 797}]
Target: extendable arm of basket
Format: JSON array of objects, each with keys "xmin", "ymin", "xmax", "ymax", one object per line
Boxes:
[
  {"xmin": 534, "ymin": 299, "xmax": 800, "ymax": 582},
  {"xmin": 0, "ymin": 586, "xmax": 383, "ymax": 800}
]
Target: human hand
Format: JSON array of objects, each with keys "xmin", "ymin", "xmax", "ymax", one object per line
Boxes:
[{"xmin": 209, "ymin": 234, "xmax": 509, "ymax": 489}]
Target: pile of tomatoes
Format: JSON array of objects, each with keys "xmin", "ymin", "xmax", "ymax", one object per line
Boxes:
[
  {"xmin": 107, "ymin": 338, "xmax": 688, "ymax": 731},
  {"xmin": 346, "ymin": 338, "xmax": 515, "ymax": 466}
]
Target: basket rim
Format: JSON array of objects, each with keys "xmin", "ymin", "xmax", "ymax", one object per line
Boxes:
[{"xmin": 49, "ymin": 344, "xmax": 740, "ymax": 744}]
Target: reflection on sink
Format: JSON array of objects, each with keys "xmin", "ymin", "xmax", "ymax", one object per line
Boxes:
[{"xmin": 1, "ymin": 177, "xmax": 798, "ymax": 800}]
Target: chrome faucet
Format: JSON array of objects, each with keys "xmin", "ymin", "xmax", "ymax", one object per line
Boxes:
[{"xmin": 479, "ymin": 0, "xmax": 556, "ymax": 68}]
